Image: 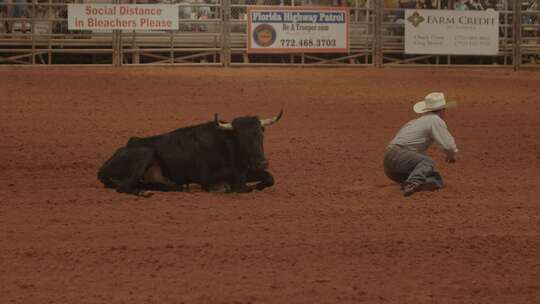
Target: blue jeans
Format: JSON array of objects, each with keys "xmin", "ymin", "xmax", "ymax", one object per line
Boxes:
[{"xmin": 383, "ymin": 145, "xmax": 444, "ymax": 188}]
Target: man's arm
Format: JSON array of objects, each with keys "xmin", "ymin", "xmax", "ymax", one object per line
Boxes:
[{"xmin": 431, "ymin": 117, "xmax": 458, "ymax": 162}]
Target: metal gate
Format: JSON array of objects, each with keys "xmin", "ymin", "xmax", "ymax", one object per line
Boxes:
[
  {"xmin": 119, "ymin": 0, "xmax": 224, "ymax": 66},
  {"xmin": 516, "ymin": 0, "xmax": 540, "ymax": 67},
  {"xmin": 0, "ymin": 0, "xmax": 115, "ymax": 65}
]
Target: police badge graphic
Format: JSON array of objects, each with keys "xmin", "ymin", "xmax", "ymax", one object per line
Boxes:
[{"xmin": 253, "ymin": 24, "xmax": 277, "ymax": 47}]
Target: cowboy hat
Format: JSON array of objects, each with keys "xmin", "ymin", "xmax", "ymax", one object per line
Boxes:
[{"xmin": 413, "ymin": 92, "xmax": 457, "ymax": 114}]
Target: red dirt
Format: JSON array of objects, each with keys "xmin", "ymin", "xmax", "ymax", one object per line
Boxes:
[{"xmin": 1, "ymin": 67, "xmax": 540, "ymax": 304}]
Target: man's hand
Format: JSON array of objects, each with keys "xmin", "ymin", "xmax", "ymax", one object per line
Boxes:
[{"xmin": 445, "ymin": 149, "xmax": 457, "ymax": 164}]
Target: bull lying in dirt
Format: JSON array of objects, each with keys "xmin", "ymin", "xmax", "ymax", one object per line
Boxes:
[{"xmin": 97, "ymin": 110, "xmax": 283, "ymax": 196}]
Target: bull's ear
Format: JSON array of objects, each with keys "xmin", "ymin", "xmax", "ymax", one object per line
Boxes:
[
  {"xmin": 215, "ymin": 113, "xmax": 233, "ymax": 130},
  {"xmin": 260, "ymin": 109, "xmax": 283, "ymax": 127}
]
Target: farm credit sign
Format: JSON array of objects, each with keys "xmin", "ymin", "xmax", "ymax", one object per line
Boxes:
[
  {"xmin": 247, "ymin": 6, "xmax": 349, "ymax": 53},
  {"xmin": 405, "ymin": 9, "xmax": 499, "ymax": 55},
  {"xmin": 68, "ymin": 4, "xmax": 178, "ymax": 30}
]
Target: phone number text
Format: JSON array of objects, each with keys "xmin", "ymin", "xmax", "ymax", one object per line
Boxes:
[{"xmin": 279, "ymin": 39, "xmax": 337, "ymax": 48}]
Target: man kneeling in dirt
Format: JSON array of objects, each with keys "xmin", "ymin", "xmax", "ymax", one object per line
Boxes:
[{"xmin": 384, "ymin": 92, "xmax": 458, "ymax": 197}]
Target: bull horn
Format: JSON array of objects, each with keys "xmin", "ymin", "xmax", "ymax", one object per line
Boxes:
[
  {"xmin": 214, "ymin": 113, "xmax": 233, "ymax": 130},
  {"xmin": 260, "ymin": 109, "xmax": 283, "ymax": 127}
]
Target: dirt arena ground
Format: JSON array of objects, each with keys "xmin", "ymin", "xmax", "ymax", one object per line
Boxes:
[{"xmin": 1, "ymin": 67, "xmax": 539, "ymax": 304}]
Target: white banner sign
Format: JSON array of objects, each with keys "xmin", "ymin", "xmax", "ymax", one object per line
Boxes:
[
  {"xmin": 405, "ymin": 9, "xmax": 499, "ymax": 55},
  {"xmin": 247, "ymin": 6, "xmax": 349, "ymax": 53},
  {"xmin": 68, "ymin": 4, "xmax": 178, "ymax": 30}
]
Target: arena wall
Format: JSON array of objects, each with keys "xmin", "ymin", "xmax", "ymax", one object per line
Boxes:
[{"xmin": 0, "ymin": 0, "xmax": 538, "ymax": 68}]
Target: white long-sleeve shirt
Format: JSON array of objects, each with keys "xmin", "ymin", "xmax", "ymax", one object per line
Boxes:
[{"xmin": 389, "ymin": 112, "xmax": 458, "ymax": 155}]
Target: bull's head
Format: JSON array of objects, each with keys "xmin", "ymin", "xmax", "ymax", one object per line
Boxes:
[{"xmin": 215, "ymin": 110, "xmax": 283, "ymax": 170}]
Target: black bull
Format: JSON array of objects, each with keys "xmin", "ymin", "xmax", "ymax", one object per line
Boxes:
[{"xmin": 97, "ymin": 110, "xmax": 283, "ymax": 196}]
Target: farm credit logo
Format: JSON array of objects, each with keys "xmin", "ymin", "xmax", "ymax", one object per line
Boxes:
[
  {"xmin": 407, "ymin": 10, "xmax": 497, "ymax": 27},
  {"xmin": 407, "ymin": 11, "xmax": 425, "ymax": 27}
]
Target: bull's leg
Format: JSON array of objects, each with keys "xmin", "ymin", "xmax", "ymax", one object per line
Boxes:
[
  {"xmin": 198, "ymin": 166, "xmax": 250, "ymax": 193},
  {"xmin": 98, "ymin": 147, "xmax": 157, "ymax": 197},
  {"xmin": 115, "ymin": 149, "xmax": 158, "ymax": 196},
  {"xmin": 246, "ymin": 170, "xmax": 274, "ymax": 191},
  {"xmin": 198, "ymin": 164, "xmax": 214, "ymax": 192},
  {"xmin": 195, "ymin": 164, "xmax": 252, "ymax": 193},
  {"xmin": 195, "ymin": 165, "xmax": 232, "ymax": 192},
  {"xmin": 142, "ymin": 183, "xmax": 187, "ymax": 192},
  {"xmin": 228, "ymin": 171, "xmax": 252, "ymax": 193},
  {"xmin": 141, "ymin": 162, "xmax": 185, "ymax": 192}
]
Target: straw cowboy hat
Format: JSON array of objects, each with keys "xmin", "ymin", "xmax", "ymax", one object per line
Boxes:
[{"xmin": 413, "ymin": 92, "xmax": 457, "ymax": 114}]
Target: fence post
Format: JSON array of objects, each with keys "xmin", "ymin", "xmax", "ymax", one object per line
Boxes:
[
  {"xmin": 112, "ymin": 30, "xmax": 119, "ymax": 67},
  {"xmin": 513, "ymin": 0, "xmax": 521, "ymax": 70},
  {"xmin": 31, "ymin": 0, "xmax": 36, "ymax": 64},
  {"xmin": 374, "ymin": 0, "xmax": 382, "ymax": 67},
  {"xmin": 222, "ymin": 0, "xmax": 230, "ymax": 67},
  {"xmin": 112, "ymin": 0, "xmax": 122, "ymax": 67}
]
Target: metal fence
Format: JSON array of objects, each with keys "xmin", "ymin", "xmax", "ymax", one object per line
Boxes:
[
  {"xmin": 119, "ymin": 0, "xmax": 223, "ymax": 65},
  {"xmin": 0, "ymin": 0, "xmax": 539, "ymax": 68}
]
